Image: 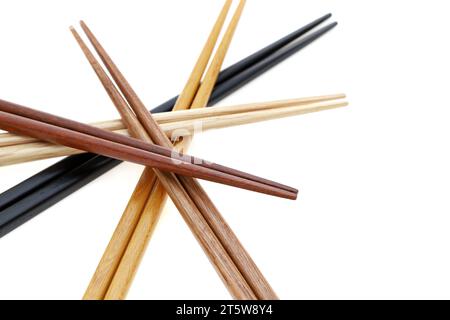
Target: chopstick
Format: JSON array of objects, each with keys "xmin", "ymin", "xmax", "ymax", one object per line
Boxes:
[
  {"xmin": 0, "ymin": 94, "xmax": 344, "ymax": 148},
  {"xmin": 0, "ymin": 100, "xmax": 297, "ymax": 200},
  {"xmin": 80, "ymin": 0, "xmax": 279, "ymax": 299},
  {"xmin": 92, "ymin": 0, "xmax": 262, "ymax": 300},
  {"xmin": 0, "ymin": 96, "xmax": 346, "ymax": 165},
  {"xmin": 174, "ymin": 0, "xmax": 233, "ymax": 109},
  {"xmin": 0, "ymin": 14, "xmax": 336, "ymax": 239},
  {"xmin": 216, "ymin": 13, "xmax": 332, "ymax": 83},
  {"xmin": 190, "ymin": 1, "xmax": 243, "ymax": 109},
  {"xmin": 164, "ymin": 100, "xmax": 347, "ymax": 135},
  {"xmin": 0, "ymin": 155, "xmax": 119, "ymax": 238},
  {"xmin": 76, "ymin": 0, "xmax": 259, "ymax": 299},
  {"xmin": 167, "ymin": 0, "xmax": 276, "ymax": 297},
  {"xmin": 210, "ymin": 21, "xmax": 338, "ymax": 103},
  {"xmin": 85, "ymin": 0, "xmax": 236, "ymax": 299},
  {"xmin": 83, "ymin": 0, "xmax": 274, "ymax": 300}
]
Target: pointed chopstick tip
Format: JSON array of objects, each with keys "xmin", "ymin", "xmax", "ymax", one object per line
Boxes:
[{"xmin": 330, "ymin": 21, "xmax": 338, "ymax": 28}]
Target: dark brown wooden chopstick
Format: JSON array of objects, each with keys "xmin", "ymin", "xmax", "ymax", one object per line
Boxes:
[
  {"xmin": 0, "ymin": 99, "xmax": 297, "ymax": 200},
  {"xmin": 0, "ymin": 94, "xmax": 293, "ymax": 194},
  {"xmin": 76, "ymin": 21, "xmax": 295, "ymax": 195},
  {"xmin": 71, "ymin": 8, "xmax": 261, "ymax": 299},
  {"xmin": 80, "ymin": 17, "xmax": 279, "ymax": 301},
  {"xmin": 76, "ymin": 2, "xmax": 278, "ymax": 299}
]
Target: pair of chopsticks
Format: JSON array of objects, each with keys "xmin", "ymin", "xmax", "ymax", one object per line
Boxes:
[
  {"xmin": 0, "ymin": 94, "xmax": 343, "ymax": 147},
  {"xmin": 0, "ymin": 95, "xmax": 347, "ymax": 165},
  {"xmin": 82, "ymin": 0, "xmax": 276, "ymax": 300},
  {"xmin": 0, "ymin": 13, "xmax": 338, "ymax": 240},
  {"xmin": 0, "ymin": 98, "xmax": 297, "ymax": 200},
  {"xmin": 77, "ymin": 0, "xmax": 276, "ymax": 299}
]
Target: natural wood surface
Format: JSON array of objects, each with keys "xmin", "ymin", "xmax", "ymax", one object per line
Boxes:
[
  {"xmin": 83, "ymin": 167, "xmax": 157, "ymax": 299},
  {"xmin": 166, "ymin": 0, "xmax": 278, "ymax": 299},
  {"xmin": 0, "ymin": 100, "xmax": 346, "ymax": 167},
  {"xmin": 82, "ymin": 0, "xmax": 273, "ymax": 300},
  {"xmin": 79, "ymin": 18, "xmax": 294, "ymax": 196},
  {"xmin": 74, "ymin": 6, "xmax": 258, "ymax": 299},
  {"xmin": 174, "ymin": 0, "xmax": 232, "ymax": 110},
  {"xmin": 191, "ymin": 0, "xmax": 246, "ymax": 109},
  {"xmin": 0, "ymin": 93, "xmax": 345, "ymax": 148},
  {"xmin": 83, "ymin": 7, "xmax": 261, "ymax": 299},
  {"xmin": 165, "ymin": 100, "xmax": 348, "ymax": 135},
  {"xmin": 170, "ymin": 0, "xmax": 280, "ymax": 299},
  {"xmin": 81, "ymin": 0, "xmax": 281, "ymax": 300},
  {"xmin": 104, "ymin": 179, "xmax": 167, "ymax": 300},
  {"xmin": 0, "ymin": 97, "xmax": 297, "ymax": 200}
]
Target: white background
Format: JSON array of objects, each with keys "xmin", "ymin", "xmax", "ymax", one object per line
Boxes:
[{"xmin": 0, "ymin": 0, "xmax": 449, "ymax": 300}]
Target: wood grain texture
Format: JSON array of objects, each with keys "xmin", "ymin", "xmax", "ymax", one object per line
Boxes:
[
  {"xmin": 178, "ymin": 176, "xmax": 277, "ymax": 299},
  {"xmin": 104, "ymin": 179, "xmax": 167, "ymax": 300},
  {"xmin": 169, "ymin": 0, "xmax": 278, "ymax": 299},
  {"xmin": 165, "ymin": 101, "xmax": 348, "ymax": 135},
  {"xmin": 73, "ymin": 19, "xmax": 257, "ymax": 300},
  {"xmin": 166, "ymin": 0, "xmax": 277, "ymax": 299},
  {"xmin": 80, "ymin": 19, "xmax": 296, "ymax": 196},
  {"xmin": 0, "ymin": 93, "xmax": 345, "ymax": 148},
  {"xmin": 81, "ymin": 0, "xmax": 279, "ymax": 300},
  {"xmin": 0, "ymin": 12, "xmax": 341, "ymax": 247},
  {"xmin": 174, "ymin": 0, "xmax": 233, "ymax": 110},
  {"xmin": 83, "ymin": 167, "xmax": 157, "ymax": 299},
  {"xmin": 0, "ymin": 101, "xmax": 347, "ymax": 166},
  {"xmin": 0, "ymin": 99, "xmax": 296, "ymax": 200},
  {"xmin": 191, "ymin": 0, "xmax": 246, "ymax": 109}
]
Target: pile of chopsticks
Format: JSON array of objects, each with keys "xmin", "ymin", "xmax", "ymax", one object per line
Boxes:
[{"xmin": 0, "ymin": 1, "xmax": 347, "ymax": 300}]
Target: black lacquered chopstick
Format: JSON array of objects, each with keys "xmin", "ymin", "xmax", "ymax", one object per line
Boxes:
[
  {"xmin": 152, "ymin": 13, "xmax": 333, "ymax": 113},
  {"xmin": 0, "ymin": 153, "xmax": 96, "ymax": 212},
  {"xmin": 212, "ymin": 13, "xmax": 332, "ymax": 87},
  {"xmin": 0, "ymin": 15, "xmax": 337, "ymax": 238},
  {"xmin": 0, "ymin": 156, "xmax": 119, "ymax": 237},
  {"xmin": 210, "ymin": 22, "xmax": 338, "ymax": 102}
]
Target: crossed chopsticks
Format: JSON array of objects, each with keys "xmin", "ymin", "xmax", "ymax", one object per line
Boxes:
[{"xmin": 0, "ymin": 1, "xmax": 346, "ymax": 299}]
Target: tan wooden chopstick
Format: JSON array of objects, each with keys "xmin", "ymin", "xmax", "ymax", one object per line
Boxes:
[
  {"xmin": 84, "ymin": 0, "xmax": 279, "ymax": 300},
  {"xmin": 175, "ymin": 0, "xmax": 233, "ymax": 109},
  {"xmin": 71, "ymin": 25, "xmax": 256, "ymax": 300},
  {"xmin": 0, "ymin": 94, "xmax": 345, "ymax": 148},
  {"xmin": 0, "ymin": 97, "xmax": 297, "ymax": 200},
  {"xmin": 168, "ymin": 0, "xmax": 278, "ymax": 299},
  {"xmin": 79, "ymin": 0, "xmax": 259, "ymax": 300},
  {"xmin": 84, "ymin": 0, "xmax": 234, "ymax": 300},
  {"xmin": 88, "ymin": 0, "xmax": 274, "ymax": 300},
  {"xmin": 0, "ymin": 99, "xmax": 347, "ymax": 166},
  {"xmin": 107, "ymin": 0, "xmax": 263, "ymax": 300}
]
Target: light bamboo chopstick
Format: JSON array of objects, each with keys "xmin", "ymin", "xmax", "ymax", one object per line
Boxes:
[
  {"xmin": 80, "ymin": 0, "xmax": 257, "ymax": 300},
  {"xmin": 90, "ymin": 0, "xmax": 279, "ymax": 300},
  {"xmin": 84, "ymin": 0, "xmax": 233, "ymax": 300},
  {"xmin": 189, "ymin": 1, "xmax": 244, "ymax": 110},
  {"xmin": 72, "ymin": 18, "xmax": 299, "ymax": 198},
  {"xmin": 107, "ymin": 0, "xmax": 261, "ymax": 299},
  {"xmin": 164, "ymin": 100, "xmax": 348, "ymax": 135},
  {"xmin": 168, "ymin": 0, "xmax": 278, "ymax": 299},
  {"xmin": 0, "ymin": 94, "xmax": 345, "ymax": 148},
  {"xmin": 71, "ymin": 27, "xmax": 256, "ymax": 300},
  {"xmin": 0, "ymin": 98, "xmax": 346, "ymax": 166},
  {"xmin": 87, "ymin": 0, "xmax": 272, "ymax": 300},
  {"xmin": 0, "ymin": 98, "xmax": 298, "ymax": 201},
  {"xmin": 174, "ymin": 0, "xmax": 233, "ymax": 110},
  {"xmin": 0, "ymin": 100, "xmax": 346, "ymax": 166}
]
